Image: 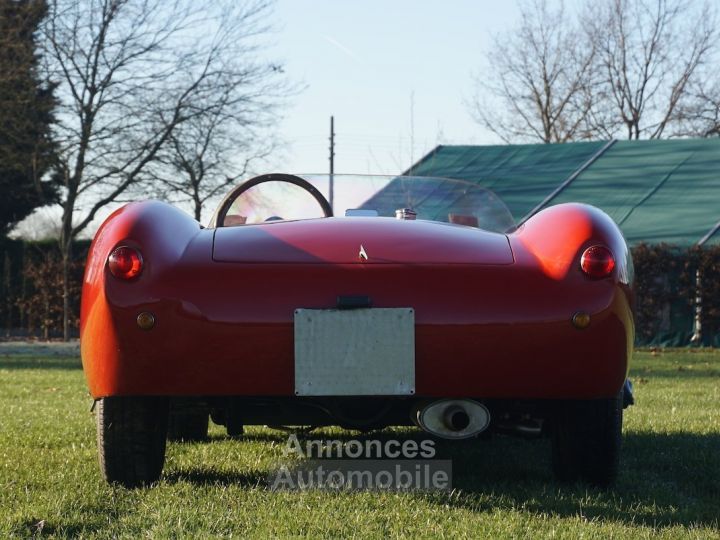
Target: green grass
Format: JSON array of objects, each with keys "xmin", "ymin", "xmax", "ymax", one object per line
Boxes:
[{"xmin": 1, "ymin": 350, "xmax": 718, "ymax": 539}]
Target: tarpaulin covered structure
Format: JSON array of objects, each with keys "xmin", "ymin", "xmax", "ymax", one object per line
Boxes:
[
  {"xmin": 404, "ymin": 138, "xmax": 720, "ymax": 346},
  {"xmin": 407, "ymin": 138, "xmax": 720, "ymax": 246}
]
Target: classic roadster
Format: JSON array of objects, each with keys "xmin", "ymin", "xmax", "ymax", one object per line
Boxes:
[{"xmin": 81, "ymin": 173, "xmax": 634, "ymax": 488}]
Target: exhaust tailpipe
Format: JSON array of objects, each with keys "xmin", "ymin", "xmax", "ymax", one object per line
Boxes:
[{"xmin": 415, "ymin": 399, "xmax": 490, "ymax": 439}]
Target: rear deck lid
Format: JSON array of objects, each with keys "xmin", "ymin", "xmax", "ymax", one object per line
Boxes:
[{"xmin": 212, "ymin": 217, "xmax": 513, "ymax": 265}]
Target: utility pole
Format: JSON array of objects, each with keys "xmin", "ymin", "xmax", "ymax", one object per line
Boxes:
[
  {"xmin": 410, "ymin": 91, "xmax": 415, "ymax": 170},
  {"xmin": 329, "ymin": 115, "xmax": 335, "ymax": 212}
]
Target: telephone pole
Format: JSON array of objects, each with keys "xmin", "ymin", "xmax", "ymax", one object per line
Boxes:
[{"xmin": 329, "ymin": 115, "xmax": 335, "ymax": 211}]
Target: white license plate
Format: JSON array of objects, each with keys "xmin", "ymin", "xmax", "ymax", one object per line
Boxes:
[{"xmin": 294, "ymin": 308, "xmax": 415, "ymax": 396}]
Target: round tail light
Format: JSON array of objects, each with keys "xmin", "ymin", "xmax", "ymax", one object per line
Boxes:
[
  {"xmin": 580, "ymin": 245, "xmax": 615, "ymax": 278},
  {"xmin": 108, "ymin": 246, "xmax": 143, "ymax": 279}
]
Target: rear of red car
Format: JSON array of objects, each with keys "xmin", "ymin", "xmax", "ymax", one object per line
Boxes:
[{"xmin": 81, "ymin": 174, "xmax": 634, "ymax": 488}]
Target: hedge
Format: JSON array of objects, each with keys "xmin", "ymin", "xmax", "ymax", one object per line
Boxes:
[{"xmin": 0, "ymin": 238, "xmax": 89, "ymax": 339}]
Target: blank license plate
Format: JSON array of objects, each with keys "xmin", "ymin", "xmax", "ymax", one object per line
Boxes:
[{"xmin": 294, "ymin": 308, "xmax": 415, "ymax": 396}]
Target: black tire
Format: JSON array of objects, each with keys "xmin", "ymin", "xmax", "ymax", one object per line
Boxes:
[
  {"xmin": 226, "ymin": 414, "xmax": 245, "ymax": 438},
  {"xmin": 208, "ymin": 407, "xmax": 244, "ymax": 437},
  {"xmin": 96, "ymin": 397, "xmax": 169, "ymax": 488},
  {"xmin": 168, "ymin": 410, "xmax": 209, "ymax": 442},
  {"xmin": 551, "ymin": 392, "xmax": 623, "ymax": 487}
]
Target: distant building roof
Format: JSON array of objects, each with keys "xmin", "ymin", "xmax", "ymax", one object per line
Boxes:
[{"xmin": 406, "ymin": 138, "xmax": 720, "ymax": 246}]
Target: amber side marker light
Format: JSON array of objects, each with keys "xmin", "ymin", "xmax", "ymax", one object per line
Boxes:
[
  {"xmin": 108, "ymin": 246, "xmax": 143, "ymax": 279},
  {"xmin": 580, "ymin": 245, "xmax": 615, "ymax": 278},
  {"xmin": 136, "ymin": 312, "xmax": 156, "ymax": 330},
  {"xmin": 572, "ymin": 312, "xmax": 591, "ymax": 329}
]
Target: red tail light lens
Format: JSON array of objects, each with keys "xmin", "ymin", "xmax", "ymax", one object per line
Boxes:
[
  {"xmin": 108, "ymin": 246, "xmax": 143, "ymax": 279},
  {"xmin": 580, "ymin": 245, "xmax": 615, "ymax": 278}
]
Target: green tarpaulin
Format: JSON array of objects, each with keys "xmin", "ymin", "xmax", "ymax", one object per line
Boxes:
[
  {"xmin": 409, "ymin": 141, "xmax": 606, "ymax": 224},
  {"xmin": 408, "ymin": 138, "xmax": 720, "ymax": 246}
]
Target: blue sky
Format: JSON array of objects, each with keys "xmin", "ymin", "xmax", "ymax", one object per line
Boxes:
[{"xmin": 271, "ymin": 1, "xmax": 522, "ymax": 175}]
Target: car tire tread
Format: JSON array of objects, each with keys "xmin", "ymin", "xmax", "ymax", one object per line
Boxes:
[
  {"xmin": 96, "ymin": 397, "xmax": 169, "ymax": 488},
  {"xmin": 551, "ymin": 392, "xmax": 622, "ymax": 487}
]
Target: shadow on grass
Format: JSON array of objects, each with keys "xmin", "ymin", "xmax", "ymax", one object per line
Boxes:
[
  {"xmin": 164, "ymin": 467, "xmax": 268, "ymax": 487},
  {"xmin": 168, "ymin": 429, "xmax": 720, "ymax": 529},
  {"xmin": 0, "ymin": 356, "xmax": 81, "ymax": 370},
  {"xmin": 435, "ymin": 431, "xmax": 720, "ymax": 529}
]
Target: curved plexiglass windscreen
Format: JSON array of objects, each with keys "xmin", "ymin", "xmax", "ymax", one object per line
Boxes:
[{"xmin": 219, "ymin": 174, "xmax": 515, "ymax": 233}]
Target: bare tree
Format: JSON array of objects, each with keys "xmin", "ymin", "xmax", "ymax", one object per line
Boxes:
[
  {"xmin": 673, "ymin": 78, "xmax": 720, "ymax": 137},
  {"xmin": 469, "ymin": 0, "xmax": 596, "ymax": 143},
  {"xmin": 145, "ymin": 2, "xmax": 289, "ymax": 223},
  {"xmin": 585, "ymin": 0, "xmax": 717, "ymax": 139},
  {"xmin": 41, "ymin": 0, "xmax": 289, "ymax": 339},
  {"xmin": 149, "ymin": 114, "xmax": 276, "ymax": 223}
]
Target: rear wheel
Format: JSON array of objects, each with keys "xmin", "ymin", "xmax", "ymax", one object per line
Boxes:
[
  {"xmin": 551, "ymin": 392, "xmax": 623, "ymax": 487},
  {"xmin": 226, "ymin": 413, "xmax": 245, "ymax": 438},
  {"xmin": 168, "ymin": 409, "xmax": 209, "ymax": 442},
  {"xmin": 96, "ymin": 397, "xmax": 169, "ymax": 488}
]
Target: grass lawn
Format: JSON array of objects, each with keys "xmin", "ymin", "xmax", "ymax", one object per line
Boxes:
[{"xmin": 1, "ymin": 349, "xmax": 718, "ymax": 538}]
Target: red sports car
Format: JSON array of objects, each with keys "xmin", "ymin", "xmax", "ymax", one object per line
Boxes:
[{"xmin": 81, "ymin": 173, "xmax": 634, "ymax": 488}]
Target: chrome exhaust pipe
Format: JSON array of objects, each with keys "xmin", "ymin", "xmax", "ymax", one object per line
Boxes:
[{"xmin": 415, "ymin": 399, "xmax": 490, "ymax": 439}]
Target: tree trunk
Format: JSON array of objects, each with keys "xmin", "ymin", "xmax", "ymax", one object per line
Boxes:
[
  {"xmin": 62, "ymin": 241, "xmax": 72, "ymax": 341},
  {"xmin": 3, "ymin": 254, "xmax": 11, "ymax": 338},
  {"xmin": 43, "ymin": 287, "xmax": 50, "ymax": 341},
  {"xmin": 20, "ymin": 244, "xmax": 28, "ymax": 336},
  {"xmin": 60, "ymin": 193, "xmax": 75, "ymax": 342},
  {"xmin": 193, "ymin": 178, "xmax": 202, "ymax": 222}
]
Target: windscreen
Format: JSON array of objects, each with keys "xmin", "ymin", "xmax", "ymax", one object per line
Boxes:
[{"xmin": 220, "ymin": 174, "xmax": 515, "ymax": 233}]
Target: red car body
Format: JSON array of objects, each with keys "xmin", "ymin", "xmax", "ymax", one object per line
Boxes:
[
  {"xmin": 82, "ymin": 200, "xmax": 633, "ymax": 398},
  {"xmin": 81, "ymin": 173, "xmax": 634, "ymax": 487}
]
